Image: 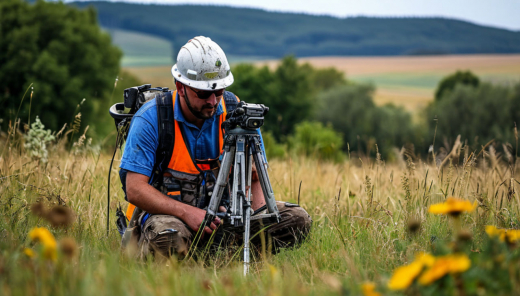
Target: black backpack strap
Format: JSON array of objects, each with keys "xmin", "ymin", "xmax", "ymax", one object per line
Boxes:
[
  {"xmin": 223, "ymin": 91, "xmax": 239, "ymax": 113},
  {"xmin": 151, "ymin": 91, "xmax": 175, "ymax": 185}
]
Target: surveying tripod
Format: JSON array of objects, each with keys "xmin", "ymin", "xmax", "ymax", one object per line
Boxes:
[{"xmin": 202, "ymin": 102, "xmax": 280, "ymax": 275}]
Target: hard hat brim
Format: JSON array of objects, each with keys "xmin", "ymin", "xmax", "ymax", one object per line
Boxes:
[{"xmin": 171, "ymin": 64, "xmax": 234, "ymax": 91}]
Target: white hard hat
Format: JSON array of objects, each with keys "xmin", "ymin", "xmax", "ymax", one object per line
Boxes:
[{"xmin": 171, "ymin": 36, "xmax": 234, "ymax": 91}]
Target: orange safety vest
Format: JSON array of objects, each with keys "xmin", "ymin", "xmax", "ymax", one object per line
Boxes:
[{"xmin": 125, "ymin": 90, "xmax": 233, "ymax": 220}]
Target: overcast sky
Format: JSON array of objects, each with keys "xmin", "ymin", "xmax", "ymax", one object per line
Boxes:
[{"xmin": 69, "ymin": 0, "xmax": 520, "ymax": 31}]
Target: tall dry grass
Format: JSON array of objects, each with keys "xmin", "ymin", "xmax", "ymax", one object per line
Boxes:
[{"xmin": 1, "ymin": 118, "xmax": 519, "ymax": 295}]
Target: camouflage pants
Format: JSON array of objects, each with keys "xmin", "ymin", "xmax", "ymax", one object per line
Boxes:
[{"xmin": 136, "ymin": 201, "xmax": 312, "ymax": 260}]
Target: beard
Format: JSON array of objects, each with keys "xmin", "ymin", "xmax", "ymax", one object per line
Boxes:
[{"xmin": 183, "ymin": 90, "xmax": 218, "ymax": 120}]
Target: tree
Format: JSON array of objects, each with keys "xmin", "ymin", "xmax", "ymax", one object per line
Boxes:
[
  {"xmin": 434, "ymin": 70, "xmax": 480, "ymax": 101},
  {"xmin": 305, "ymin": 65, "xmax": 347, "ymax": 92},
  {"xmin": 426, "ymin": 82, "xmax": 516, "ymax": 148},
  {"xmin": 0, "ymin": 0, "xmax": 122, "ymax": 132},
  {"xmin": 229, "ymin": 56, "xmax": 344, "ymax": 139},
  {"xmin": 269, "ymin": 56, "xmax": 315, "ymax": 137}
]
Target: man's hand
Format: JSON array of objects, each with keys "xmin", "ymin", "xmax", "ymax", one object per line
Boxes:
[{"xmin": 183, "ymin": 206, "xmax": 221, "ymax": 234}]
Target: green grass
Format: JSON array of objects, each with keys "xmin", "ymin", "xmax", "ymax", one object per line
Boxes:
[
  {"xmin": 1, "ymin": 124, "xmax": 519, "ymax": 295},
  {"xmin": 350, "ymin": 73, "xmax": 442, "ymax": 90}
]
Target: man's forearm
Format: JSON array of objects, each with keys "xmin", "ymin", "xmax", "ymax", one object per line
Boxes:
[
  {"xmin": 126, "ymin": 173, "xmax": 192, "ymax": 221},
  {"xmin": 126, "ymin": 171, "xmax": 220, "ymax": 233}
]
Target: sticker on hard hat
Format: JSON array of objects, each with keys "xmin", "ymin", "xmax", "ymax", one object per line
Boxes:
[
  {"xmin": 215, "ymin": 59, "xmax": 222, "ymax": 67},
  {"xmin": 204, "ymin": 72, "xmax": 219, "ymax": 79},
  {"xmin": 187, "ymin": 70, "xmax": 197, "ymax": 80}
]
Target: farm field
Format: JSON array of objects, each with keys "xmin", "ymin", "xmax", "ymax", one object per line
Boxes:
[
  {"xmin": 108, "ymin": 29, "xmax": 174, "ymax": 67},
  {"xmin": 260, "ymin": 54, "xmax": 520, "ymax": 111},
  {"xmin": 125, "ymin": 54, "xmax": 520, "ymax": 112}
]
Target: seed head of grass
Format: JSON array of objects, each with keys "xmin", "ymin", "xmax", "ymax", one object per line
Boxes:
[
  {"xmin": 59, "ymin": 237, "xmax": 78, "ymax": 260},
  {"xmin": 30, "ymin": 202, "xmax": 47, "ymax": 218},
  {"xmin": 46, "ymin": 205, "xmax": 75, "ymax": 228},
  {"xmin": 407, "ymin": 217, "xmax": 421, "ymax": 234},
  {"xmin": 457, "ymin": 229, "xmax": 473, "ymax": 242}
]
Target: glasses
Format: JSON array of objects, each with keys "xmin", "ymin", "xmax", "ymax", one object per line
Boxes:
[{"xmin": 186, "ymin": 85, "xmax": 225, "ymax": 100}]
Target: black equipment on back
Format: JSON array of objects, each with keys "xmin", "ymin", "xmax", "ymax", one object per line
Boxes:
[{"xmin": 108, "ymin": 84, "xmax": 170, "ymax": 237}]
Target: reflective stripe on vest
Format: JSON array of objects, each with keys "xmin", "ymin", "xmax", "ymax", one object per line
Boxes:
[{"xmin": 126, "ymin": 90, "xmax": 229, "ymax": 221}]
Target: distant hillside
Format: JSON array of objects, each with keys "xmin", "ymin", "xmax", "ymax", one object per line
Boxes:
[
  {"xmin": 71, "ymin": 1, "xmax": 520, "ymax": 58},
  {"xmin": 107, "ymin": 28, "xmax": 173, "ymax": 66}
]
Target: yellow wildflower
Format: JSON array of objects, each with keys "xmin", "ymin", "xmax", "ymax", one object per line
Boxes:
[
  {"xmin": 486, "ymin": 225, "xmax": 520, "ymax": 243},
  {"xmin": 448, "ymin": 254, "xmax": 471, "ymax": 273},
  {"xmin": 362, "ymin": 282, "xmax": 381, "ymax": 296},
  {"xmin": 387, "ymin": 261, "xmax": 423, "ymax": 290},
  {"xmin": 23, "ymin": 248, "xmax": 35, "ymax": 258},
  {"xmin": 415, "ymin": 252, "xmax": 435, "ymax": 267},
  {"xmin": 428, "ymin": 197, "xmax": 477, "ymax": 216},
  {"xmin": 28, "ymin": 227, "xmax": 57, "ymax": 261},
  {"xmin": 506, "ymin": 230, "xmax": 520, "ymax": 243},
  {"xmin": 485, "ymin": 225, "xmax": 505, "ymax": 240},
  {"xmin": 419, "ymin": 254, "xmax": 471, "ymax": 286},
  {"xmin": 387, "ymin": 252, "xmax": 435, "ymax": 290}
]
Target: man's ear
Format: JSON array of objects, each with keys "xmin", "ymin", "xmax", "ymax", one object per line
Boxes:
[{"xmin": 175, "ymin": 80, "xmax": 184, "ymax": 96}]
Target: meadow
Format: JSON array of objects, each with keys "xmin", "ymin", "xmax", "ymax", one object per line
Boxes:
[
  {"xmin": 1, "ymin": 117, "xmax": 519, "ymax": 295},
  {"xmin": 3, "ymin": 4, "xmax": 519, "ymax": 294}
]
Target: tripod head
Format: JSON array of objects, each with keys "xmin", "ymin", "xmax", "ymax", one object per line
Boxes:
[{"xmin": 223, "ymin": 101, "xmax": 269, "ymax": 131}]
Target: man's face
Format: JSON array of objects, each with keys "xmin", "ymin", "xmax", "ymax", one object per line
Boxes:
[{"xmin": 182, "ymin": 85, "xmax": 224, "ymax": 120}]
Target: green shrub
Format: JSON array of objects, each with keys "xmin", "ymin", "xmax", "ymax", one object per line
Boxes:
[
  {"xmin": 288, "ymin": 121, "xmax": 344, "ymax": 162},
  {"xmin": 261, "ymin": 130, "xmax": 286, "ymax": 159},
  {"xmin": 316, "ymin": 83, "xmax": 417, "ymax": 158}
]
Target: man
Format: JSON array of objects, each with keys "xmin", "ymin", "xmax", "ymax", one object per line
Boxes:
[{"xmin": 120, "ymin": 36, "xmax": 311, "ymax": 259}]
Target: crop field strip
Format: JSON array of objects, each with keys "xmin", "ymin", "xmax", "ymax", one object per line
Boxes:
[
  {"xmin": 124, "ymin": 54, "xmax": 520, "ymax": 112},
  {"xmin": 261, "ymin": 54, "xmax": 520, "ymax": 111}
]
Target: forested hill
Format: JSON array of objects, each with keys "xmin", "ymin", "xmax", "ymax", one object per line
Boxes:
[{"xmin": 70, "ymin": 1, "xmax": 520, "ymax": 58}]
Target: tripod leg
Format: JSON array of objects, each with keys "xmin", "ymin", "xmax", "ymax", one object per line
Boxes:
[
  {"xmin": 230, "ymin": 136, "xmax": 246, "ymax": 226},
  {"xmin": 206, "ymin": 147, "xmax": 235, "ymax": 219},
  {"xmin": 251, "ymin": 136, "xmax": 280, "ymax": 221},
  {"xmin": 243, "ymin": 147, "xmax": 253, "ymax": 275}
]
